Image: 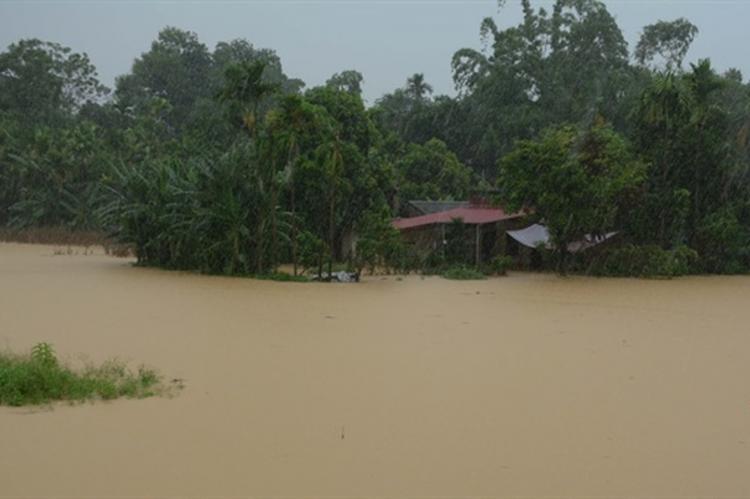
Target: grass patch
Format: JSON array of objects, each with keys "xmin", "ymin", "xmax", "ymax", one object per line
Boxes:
[
  {"xmin": 441, "ymin": 265, "xmax": 487, "ymax": 280},
  {"xmin": 0, "ymin": 342, "xmax": 173, "ymax": 407}
]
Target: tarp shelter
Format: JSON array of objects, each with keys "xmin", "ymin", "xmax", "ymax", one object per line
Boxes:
[{"xmin": 506, "ymin": 224, "xmax": 618, "ymax": 253}]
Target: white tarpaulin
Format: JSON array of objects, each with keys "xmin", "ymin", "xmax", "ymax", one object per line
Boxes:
[
  {"xmin": 506, "ymin": 224, "xmax": 551, "ymax": 249},
  {"xmin": 507, "ymin": 224, "xmax": 617, "ymax": 253}
]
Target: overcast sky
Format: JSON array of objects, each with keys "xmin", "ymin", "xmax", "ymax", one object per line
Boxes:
[{"xmin": 1, "ymin": 0, "xmax": 748, "ymax": 103}]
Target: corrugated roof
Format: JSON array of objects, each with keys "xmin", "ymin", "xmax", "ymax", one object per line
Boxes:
[
  {"xmin": 393, "ymin": 206, "xmax": 524, "ymax": 230},
  {"xmin": 408, "ymin": 200, "xmax": 469, "ymax": 215}
]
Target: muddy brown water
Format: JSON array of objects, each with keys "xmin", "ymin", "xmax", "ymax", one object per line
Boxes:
[{"xmin": 1, "ymin": 242, "xmax": 750, "ymax": 497}]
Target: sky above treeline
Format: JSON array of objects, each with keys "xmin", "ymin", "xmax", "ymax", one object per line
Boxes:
[{"xmin": 1, "ymin": 0, "xmax": 748, "ymax": 104}]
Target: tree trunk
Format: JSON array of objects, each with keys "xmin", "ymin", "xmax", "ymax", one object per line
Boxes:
[
  {"xmin": 328, "ymin": 194, "xmax": 335, "ymax": 279},
  {"xmin": 290, "ymin": 144, "xmax": 299, "ymax": 276},
  {"xmin": 269, "ymin": 152, "xmax": 278, "ymax": 272},
  {"xmin": 317, "ymin": 247, "xmax": 324, "ymax": 281},
  {"xmin": 557, "ymin": 246, "xmax": 569, "ymax": 276},
  {"xmin": 255, "ymin": 219, "xmax": 264, "ymax": 274}
]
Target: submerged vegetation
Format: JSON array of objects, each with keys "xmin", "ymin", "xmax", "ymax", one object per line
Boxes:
[
  {"xmin": 0, "ymin": 342, "xmax": 169, "ymax": 406},
  {"xmin": 441, "ymin": 265, "xmax": 488, "ymax": 281},
  {"xmin": 1, "ymin": 1, "xmax": 749, "ymax": 278}
]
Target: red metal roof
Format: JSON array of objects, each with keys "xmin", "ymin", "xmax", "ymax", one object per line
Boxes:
[{"xmin": 392, "ymin": 206, "xmax": 525, "ymax": 230}]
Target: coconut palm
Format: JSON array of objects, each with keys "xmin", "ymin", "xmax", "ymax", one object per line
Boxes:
[
  {"xmin": 406, "ymin": 73, "xmax": 433, "ymax": 102},
  {"xmin": 218, "ymin": 61, "xmax": 279, "ymax": 140}
]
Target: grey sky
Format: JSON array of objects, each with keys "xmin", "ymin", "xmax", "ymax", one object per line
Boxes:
[{"xmin": 1, "ymin": 0, "xmax": 748, "ymax": 103}]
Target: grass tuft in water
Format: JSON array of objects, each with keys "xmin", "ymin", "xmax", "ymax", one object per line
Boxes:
[
  {"xmin": 441, "ymin": 265, "xmax": 487, "ymax": 280},
  {"xmin": 0, "ymin": 342, "xmax": 168, "ymax": 407}
]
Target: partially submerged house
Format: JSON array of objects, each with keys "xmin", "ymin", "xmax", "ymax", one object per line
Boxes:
[
  {"xmin": 506, "ymin": 224, "xmax": 618, "ymax": 253},
  {"xmin": 392, "ymin": 201, "xmax": 527, "ymax": 264},
  {"xmin": 393, "ymin": 202, "xmax": 618, "ymax": 267},
  {"xmin": 403, "ymin": 200, "xmax": 469, "ymax": 218},
  {"xmin": 505, "ymin": 223, "xmax": 619, "ymax": 268}
]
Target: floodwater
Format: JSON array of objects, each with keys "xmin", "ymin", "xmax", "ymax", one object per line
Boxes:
[{"xmin": 2, "ymin": 242, "xmax": 750, "ymax": 497}]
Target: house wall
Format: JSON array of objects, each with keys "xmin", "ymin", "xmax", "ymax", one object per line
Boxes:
[{"xmin": 399, "ymin": 217, "xmax": 529, "ymax": 266}]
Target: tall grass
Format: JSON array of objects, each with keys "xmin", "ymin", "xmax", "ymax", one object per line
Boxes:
[{"xmin": 0, "ymin": 343, "xmax": 170, "ymax": 407}]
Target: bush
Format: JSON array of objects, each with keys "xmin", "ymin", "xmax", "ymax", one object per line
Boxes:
[
  {"xmin": 0, "ymin": 342, "xmax": 172, "ymax": 407},
  {"xmin": 441, "ymin": 265, "xmax": 487, "ymax": 280},
  {"xmin": 415, "ymin": 248, "xmax": 447, "ymax": 275},
  {"xmin": 589, "ymin": 244, "xmax": 698, "ymax": 277},
  {"xmin": 297, "ymin": 230, "xmax": 327, "ymax": 276},
  {"xmin": 485, "ymin": 255, "xmax": 514, "ymax": 276},
  {"xmin": 255, "ymin": 272, "xmax": 310, "ymax": 282},
  {"xmin": 355, "ymin": 207, "xmax": 411, "ymax": 275},
  {"xmin": 694, "ymin": 209, "xmax": 750, "ymax": 274}
]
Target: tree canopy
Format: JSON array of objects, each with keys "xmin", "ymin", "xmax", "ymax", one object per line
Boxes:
[{"xmin": 1, "ymin": 4, "xmax": 749, "ymax": 277}]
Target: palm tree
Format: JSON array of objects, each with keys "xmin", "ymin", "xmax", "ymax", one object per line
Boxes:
[
  {"xmin": 218, "ymin": 61, "xmax": 280, "ymax": 274},
  {"xmin": 218, "ymin": 61, "xmax": 279, "ymax": 141},
  {"xmin": 270, "ymin": 95, "xmax": 322, "ymax": 275},
  {"xmin": 406, "ymin": 73, "xmax": 433, "ymax": 102},
  {"xmin": 326, "ymin": 131, "xmax": 344, "ymax": 279}
]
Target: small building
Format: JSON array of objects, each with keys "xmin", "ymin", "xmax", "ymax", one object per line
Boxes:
[
  {"xmin": 392, "ymin": 201, "xmax": 527, "ymax": 265},
  {"xmin": 404, "ymin": 200, "xmax": 469, "ymax": 217}
]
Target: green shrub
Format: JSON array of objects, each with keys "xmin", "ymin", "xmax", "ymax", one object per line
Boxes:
[
  {"xmin": 589, "ymin": 244, "xmax": 698, "ymax": 277},
  {"xmin": 485, "ymin": 255, "xmax": 514, "ymax": 276},
  {"xmin": 255, "ymin": 272, "xmax": 310, "ymax": 282},
  {"xmin": 419, "ymin": 249, "xmax": 447, "ymax": 275},
  {"xmin": 694, "ymin": 209, "xmax": 750, "ymax": 274},
  {"xmin": 0, "ymin": 342, "xmax": 172, "ymax": 407},
  {"xmin": 441, "ymin": 265, "xmax": 487, "ymax": 280},
  {"xmin": 297, "ymin": 230, "xmax": 327, "ymax": 276},
  {"xmin": 355, "ymin": 206, "xmax": 411, "ymax": 275}
]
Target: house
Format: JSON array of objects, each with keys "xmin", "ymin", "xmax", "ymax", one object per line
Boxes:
[
  {"xmin": 404, "ymin": 200, "xmax": 469, "ymax": 217},
  {"xmin": 392, "ymin": 200, "xmax": 527, "ymax": 265}
]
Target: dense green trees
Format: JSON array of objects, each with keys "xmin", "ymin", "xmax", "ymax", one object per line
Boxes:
[
  {"xmin": 396, "ymin": 138, "xmax": 473, "ymax": 203},
  {"xmin": 0, "ymin": 39, "xmax": 108, "ymax": 126},
  {"xmin": 499, "ymin": 122, "xmax": 645, "ymax": 273},
  {"xmin": 628, "ymin": 60, "xmax": 750, "ymax": 272},
  {"xmin": 102, "ymin": 57, "xmax": 395, "ymax": 277},
  {"xmin": 372, "ymin": 0, "xmax": 750, "ymax": 274},
  {"xmin": 635, "ymin": 19, "xmax": 699, "ymax": 70},
  {"xmin": 1, "ymin": 2, "xmax": 750, "ymax": 277}
]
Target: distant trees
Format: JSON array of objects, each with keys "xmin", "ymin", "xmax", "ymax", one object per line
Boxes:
[
  {"xmin": 0, "ymin": 39, "xmax": 108, "ymax": 126},
  {"xmin": 0, "ymin": 39, "xmax": 114, "ymax": 227},
  {"xmin": 499, "ymin": 121, "xmax": 645, "ymax": 273},
  {"xmin": 326, "ymin": 70, "xmax": 364, "ymax": 96},
  {"xmin": 115, "ymin": 27, "xmax": 213, "ymax": 131},
  {"xmin": 405, "ymin": 73, "xmax": 433, "ymax": 102},
  {"xmin": 629, "ymin": 60, "xmax": 750, "ymax": 272},
  {"xmin": 396, "ymin": 138, "xmax": 473, "ymax": 203},
  {"xmin": 369, "ymin": 0, "xmax": 647, "ymax": 181},
  {"xmin": 1, "ymin": 4, "xmax": 749, "ymax": 277},
  {"xmin": 635, "ymin": 18, "xmax": 699, "ymax": 70},
  {"xmin": 101, "ymin": 54, "xmax": 396, "ymax": 277}
]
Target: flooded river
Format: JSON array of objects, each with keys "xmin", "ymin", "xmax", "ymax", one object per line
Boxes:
[{"xmin": 2, "ymin": 242, "xmax": 750, "ymax": 497}]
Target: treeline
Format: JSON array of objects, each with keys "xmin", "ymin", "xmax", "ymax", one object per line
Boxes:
[
  {"xmin": 0, "ymin": 30, "xmax": 449, "ymax": 276},
  {"xmin": 1, "ymin": 0, "xmax": 749, "ymax": 276}
]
